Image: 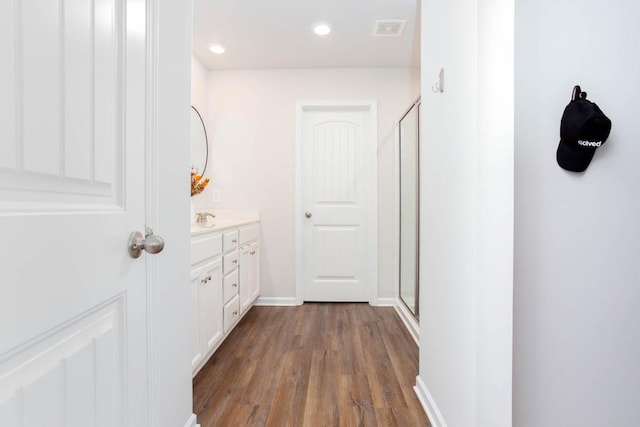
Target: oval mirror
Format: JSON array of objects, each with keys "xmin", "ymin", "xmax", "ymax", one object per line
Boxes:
[{"xmin": 191, "ymin": 106, "xmax": 208, "ymax": 176}]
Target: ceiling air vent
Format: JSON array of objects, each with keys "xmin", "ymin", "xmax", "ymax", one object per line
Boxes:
[{"xmin": 373, "ymin": 19, "xmax": 407, "ymax": 37}]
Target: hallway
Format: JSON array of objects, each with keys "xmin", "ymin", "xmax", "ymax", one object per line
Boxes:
[{"xmin": 193, "ymin": 304, "xmax": 429, "ymax": 426}]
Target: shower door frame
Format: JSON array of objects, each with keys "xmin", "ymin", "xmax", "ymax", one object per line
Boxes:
[{"xmin": 398, "ymin": 98, "xmax": 421, "ymax": 318}]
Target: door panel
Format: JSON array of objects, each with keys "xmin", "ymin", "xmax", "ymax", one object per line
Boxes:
[
  {"xmin": 300, "ymin": 107, "xmax": 375, "ymax": 302},
  {"xmin": 0, "ymin": 1, "xmax": 148, "ymax": 425},
  {"xmin": 0, "ymin": 301, "xmax": 121, "ymax": 427}
]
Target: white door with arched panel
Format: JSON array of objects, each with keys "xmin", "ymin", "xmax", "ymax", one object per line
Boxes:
[{"xmin": 296, "ymin": 102, "xmax": 378, "ymax": 303}]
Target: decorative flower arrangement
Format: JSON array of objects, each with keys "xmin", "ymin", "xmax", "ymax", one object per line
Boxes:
[{"xmin": 191, "ymin": 168, "xmax": 210, "ymax": 197}]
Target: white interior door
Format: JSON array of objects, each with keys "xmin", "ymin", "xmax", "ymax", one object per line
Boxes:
[
  {"xmin": 297, "ymin": 103, "xmax": 377, "ymax": 302},
  {"xmin": 0, "ymin": 1, "xmax": 150, "ymax": 425}
]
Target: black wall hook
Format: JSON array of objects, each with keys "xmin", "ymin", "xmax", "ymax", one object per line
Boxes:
[{"xmin": 572, "ymin": 85, "xmax": 587, "ymax": 101}]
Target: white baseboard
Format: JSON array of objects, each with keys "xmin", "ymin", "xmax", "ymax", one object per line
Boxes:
[
  {"xmin": 183, "ymin": 413, "xmax": 199, "ymax": 427},
  {"xmin": 414, "ymin": 376, "xmax": 447, "ymax": 427},
  {"xmin": 254, "ymin": 296, "xmax": 299, "ymax": 306},
  {"xmin": 394, "ymin": 299, "xmax": 420, "ymax": 346},
  {"xmin": 372, "ymin": 297, "xmax": 396, "ymax": 307}
]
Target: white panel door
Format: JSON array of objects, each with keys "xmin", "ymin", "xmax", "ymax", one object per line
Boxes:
[
  {"xmin": 299, "ymin": 104, "xmax": 377, "ymax": 302},
  {"xmin": 0, "ymin": 1, "xmax": 149, "ymax": 426}
]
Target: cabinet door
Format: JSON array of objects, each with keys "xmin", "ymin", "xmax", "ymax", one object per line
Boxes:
[
  {"xmin": 249, "ymin": 241, "xmax": 260, "ymax": 304},
  {"xmin": 200, "ymin": 258, "xmax": 223, "ymax": 355},
  {"xmin": 191, "ymin": 267, "xmax": 204, "ymax": 371},
  {"xmin": 240, "ymin": 241, "xmax": 260, "ymax": 313},
  {"xmin": 239, "ymin": 244, "xmax": 251, "ymax": 314}
]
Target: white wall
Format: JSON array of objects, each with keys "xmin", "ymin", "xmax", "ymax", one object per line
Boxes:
[
  {"xmin": 514, "ymin": 1, "xmax": 640, "ymax": 425},
  {"xmin": 418, "ymin": 0, "xmax": 513, "ymax": 425},
  {"xmin": 155, "ymin": 0, "xmax": 193, "ymax": 426},
  {"xmin": 476, "ymin": 0, "xmax": 514, "ymax": 425},
  {"xmin": 202, "ymin": 68, "xmax": 419, "ymax": 301},
  {"xmin": 419, "ymin": 0, "xmax": 479, "ymax": 422},
  {"xmin": 191, "ymin": 55, "xmax": 208, "ymax": 114}
]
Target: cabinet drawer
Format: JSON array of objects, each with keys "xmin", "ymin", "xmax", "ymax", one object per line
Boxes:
[
  {"xmin": 191, "ymin": 233, "xmax": 222, "ymax": 265},
  {"xmin": 223, "ymin": 230, "xmax": 239, "ymax": 253},
  {"xmin": 223, "ymin": 295, "xmax": 240, "ymax": 333},
  {"xmin": 239, "ymin": 224, "xmax": 260, "ymax": 245},
  {"xmin": 223, "ymin": 269, "xmax": 239, "ymax": 304},
  {"xmin": 223, "ymin": 249, "xmax": 239, "ymax": 274}
]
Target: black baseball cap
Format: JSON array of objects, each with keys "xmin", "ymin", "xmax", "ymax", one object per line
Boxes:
[{"xmin": 556, "ymin": 97, "xmax": 611, "ymax": 172}]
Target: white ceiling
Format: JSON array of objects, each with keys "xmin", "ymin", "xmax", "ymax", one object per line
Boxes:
[{"xmin": 193, "ymin": 0, "xmax": 420, "ymax": 70}]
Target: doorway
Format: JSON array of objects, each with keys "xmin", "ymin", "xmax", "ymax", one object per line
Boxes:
[{"xmin": 295, "ymin": 101, "xmax": 378, "ymax": 303}]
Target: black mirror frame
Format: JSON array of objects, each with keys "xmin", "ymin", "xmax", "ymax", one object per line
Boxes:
[{"xmin": 191, "ymin": 105, "xmax": 208, "ymax": 176}]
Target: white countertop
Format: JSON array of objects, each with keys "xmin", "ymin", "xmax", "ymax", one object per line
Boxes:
[{"xmin": 190, "ymin": 217, "xmax": 259, "ymax": 236}]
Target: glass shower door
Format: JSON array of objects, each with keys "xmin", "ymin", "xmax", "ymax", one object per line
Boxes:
[{"xmin": 399, "ymin": 100, "xmax": 420, "ymax": 317}]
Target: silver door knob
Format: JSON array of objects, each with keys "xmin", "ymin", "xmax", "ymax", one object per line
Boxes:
[
  {"xmin": 305, "ymin": 211, "xmax": 312, "ymax": 218},
  {"xmin": 128, "ymin": 227, "xmax": 165, "ymax": 259}
]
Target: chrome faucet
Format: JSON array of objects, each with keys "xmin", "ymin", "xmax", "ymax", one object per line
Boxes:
[{"xmin": 195, "ymin": 212, "xmax": 216, "ymax": 225}]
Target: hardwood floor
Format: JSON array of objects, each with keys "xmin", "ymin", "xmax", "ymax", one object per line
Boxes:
[{"xmin": 193, "ymin": 303, "xmax": 430, "ymax": 427}]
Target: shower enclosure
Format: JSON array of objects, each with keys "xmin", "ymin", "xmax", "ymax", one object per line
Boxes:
[{"xmin": 399, "ymin": 98, "xmax": 420, "ymax": 318}]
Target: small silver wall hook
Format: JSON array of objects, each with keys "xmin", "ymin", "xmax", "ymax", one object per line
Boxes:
[{"xmin": 432, "ymin": 68, "xmax": 444, "ymax": 93}]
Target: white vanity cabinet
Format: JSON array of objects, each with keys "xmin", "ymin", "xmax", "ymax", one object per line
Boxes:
[{"xmin": 191, "ymin": 220, "xmax": 260, "ymax": 377}]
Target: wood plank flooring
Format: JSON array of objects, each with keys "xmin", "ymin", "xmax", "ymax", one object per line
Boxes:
[{"xmin": 193, "ymin": 303, "xmax": 430, "ymax": 427}]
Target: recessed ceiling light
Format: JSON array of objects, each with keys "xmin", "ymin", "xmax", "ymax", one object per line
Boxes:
[
  {"xmin": 209, "ymin": 43, "xmax": 226, "ymax": 54},
  {"xmin": 313, "ymin": 23, "xmax": 332, "ymax": 36}
]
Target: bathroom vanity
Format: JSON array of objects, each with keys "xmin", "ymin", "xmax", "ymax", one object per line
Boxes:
[{"xmin": 190, "ymin": 218, "xmax": 260, "ymax": 376}]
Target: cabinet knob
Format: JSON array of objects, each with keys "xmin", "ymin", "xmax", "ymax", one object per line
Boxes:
[
  {"xmin": 232, "ymin": 259, "xmax": 238, "ymax": 264},
  {"xmin": 233, "ymin": 311, "xmax": 238, "ymax": 315},
  {"xmin": 208, "ymin": 275, "xmax": 212, "ymax": 281},
  {"xmin": 232, "ymin": 283, "xmax": 237, "ymax": 288},
  {"xmin": 305, "ymin": 211, "xmax": 312, "ymax": 218},
  {"xmin": 232, "ymin": 239, "xmax": 237, "ymax": 243}
]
